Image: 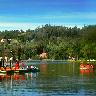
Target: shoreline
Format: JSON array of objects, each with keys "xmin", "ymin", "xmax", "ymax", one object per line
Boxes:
[{"xmin": 22, "ymin": 59, "xmax": 96, "ymax": 63}]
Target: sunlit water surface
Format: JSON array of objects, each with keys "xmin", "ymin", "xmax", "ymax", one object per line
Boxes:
[{"xmin": 0, "ymin": 61, "xmax": 96, "ymax": 96}]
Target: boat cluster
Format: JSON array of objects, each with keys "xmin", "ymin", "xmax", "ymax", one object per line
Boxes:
[
  {"xmin": 80, "ymin": 63, "xmax": 94, "ymax": 70},
  {"xmin": 0, "ymin": 62, "xmax": 40, "ymax": 74}
]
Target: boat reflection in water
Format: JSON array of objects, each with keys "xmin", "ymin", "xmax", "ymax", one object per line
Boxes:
[
  {"xmin": 80, "ymin": 69, "xmax": 93, "ymax": 75},
  {"xmin": 0, "ymin": 72, "xmax": 38, "ymax": 82}
]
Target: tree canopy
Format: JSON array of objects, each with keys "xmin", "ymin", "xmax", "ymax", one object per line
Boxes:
[{"xmin": 0, "ymin": 24, "xmax": 96, "ymax": 60}]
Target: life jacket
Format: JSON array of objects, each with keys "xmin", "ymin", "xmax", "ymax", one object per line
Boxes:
[
  {"xmin": 0, "ymin": 67, "xmax": 5, "ymax": 71},
  {"xmin": 15, "ymin": 63, "xmax": 19, "ymax": 70},
  {"xmin": 90, "ymin": 64, "xmax": 93, "ymax": 68},
  {"xmin": 6, "ymin": 67, "xmax": 11, "ymax": 71},
  {"xmin": 80, "ymin": 64, "xmax": 84, "ymax": 68},
  {"xmin": 86, "ymin": 64, "xmax": 90, "ymax": 68},
  {"xmin": 11, "ymin": 67, "xmax": 15, "ymax": 70}
]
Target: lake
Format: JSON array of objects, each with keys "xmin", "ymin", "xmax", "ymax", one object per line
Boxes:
[{"xmin": 0, "ymin": 61, "xmax": 96, "ymax": 96}]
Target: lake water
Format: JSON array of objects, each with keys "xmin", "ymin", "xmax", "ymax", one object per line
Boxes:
[{"xmin": 0, "ymin": 61, "xmax": 96, "ymax": 96}]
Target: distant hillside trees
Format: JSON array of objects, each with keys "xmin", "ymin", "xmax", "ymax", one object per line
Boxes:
[{"xmin": 0, "ymin": 24, "xmax": 96, "ymax": 60}]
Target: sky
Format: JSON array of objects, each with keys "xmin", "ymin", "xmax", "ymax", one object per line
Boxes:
[{"xmin": 0, "ymin": 0, "xmax": 96, "ymax": 30}]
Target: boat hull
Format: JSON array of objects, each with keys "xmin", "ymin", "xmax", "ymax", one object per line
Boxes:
[
  {"xmin": 80, "ymin": 67, "xmax": 93, "ymax": 70},
  {"xmin": 0, "ymin": 68, "xmax": 40, "ymax": 74}
]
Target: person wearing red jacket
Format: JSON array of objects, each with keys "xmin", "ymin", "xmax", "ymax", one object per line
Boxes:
[{"xmin": 15, "ymin": 61, "xmax": 19, "ymax": 70}]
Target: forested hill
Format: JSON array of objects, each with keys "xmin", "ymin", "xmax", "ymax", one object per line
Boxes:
[{"xmin": 0, "ymin": 24, "xmax": 96, "ymax": 60}]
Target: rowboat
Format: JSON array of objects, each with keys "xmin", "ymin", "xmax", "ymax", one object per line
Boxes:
[
  {"xmin": 0, "ymin": 67, "xmax": 40, "ymax": 74},
  {"xmin": 80, "ymin": 63, "xmax": 93, "ymax": 70},
  {"xmin": 0, "ymin": 70, "xmax": 6, "ymax": 75},
  {"xmin": 80, "ymin": 67, "xmax": 93, "ymax": 70}
]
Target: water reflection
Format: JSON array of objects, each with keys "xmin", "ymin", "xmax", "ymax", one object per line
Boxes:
[
  {"xmin": 40, "ymin": 60, "xmax": 47, "ymax": 74},
  {"xmin": 0, "ymin": 73, "xmax": 38, "ymax": 81},
  {"xmin": 80, "ymin": 69, "xmax": 93, "ymax": 75},
  {"xmin": 0, "ymin": 62, "xmax": 96, "ymax": 96},
  {"xmin": 37, "ymin": 63, "xmax": 96, "ymax": 96},
  {"xmin": 0, "ymin": 72, "xmax": 39, "ymax": 96}
]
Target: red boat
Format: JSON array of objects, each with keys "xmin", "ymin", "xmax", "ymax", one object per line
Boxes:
[{"xmin": 80, "ymin": 63, "xmax": 93, "ymax": 69}]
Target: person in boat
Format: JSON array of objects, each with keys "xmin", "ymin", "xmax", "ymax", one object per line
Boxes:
[
  {"xmin": 86, "ymin": 64, "xmax": 93, "ymax": 69},
  {"xmin": 27, "ymin": 65, "xmax": 34, "ymax": 70},
  {"xmin": 0, "ymin": 66, "xmax": 5, "ymax": 71},
  {"xmin": 0, "ymin": 57, "xmax": 3, "ymax": 67},
  {"xmin": 5, "ymin": 56, "xmax": 8, "ymax": 67},
  {"xmin": 15, "ymin": 61, "xmax": 19, "ymax": 70},
  {"xmin": 80, "ymin": 63, "xmax": 85, "ymax": 68},
  {"xmin": 0, "ymin": 57, "xmax": 4, "ymax": 68},
  {"xmin": 31, "ymin": 65, "xmax": 34, "ymax": 69},
  {"xmin": 86, "ymin": 64, "xmax": 90, "ymax": 69},
  {"xmin": 26, "ymin": 65, "xmax": 29, "ymax": 69},
  {"xmin": 90, "ymin": 64, "xmax": 93, "ymax": 69},
  {"xmin": 89, "ymin": 64, "xmax": 93, "ymax": 69},
  {"xmin": 6, "ymin": 65, "xmax": 11, "ymax": 71},
  {"xmin": 11, "ymin": 66, "xmax": 15, "ymax": 70},
  {"xmin": 9, "ymin": 57, "xmax": 13, "ymax": 68},
  {"xmin": 21, "ymin": 62, "xmax": 24, "ymax": 69}
]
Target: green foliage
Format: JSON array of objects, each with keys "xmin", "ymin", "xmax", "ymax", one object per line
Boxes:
[{"xmin": 0, "ymin": 24, "xmax": 96, "ymax": 60}]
